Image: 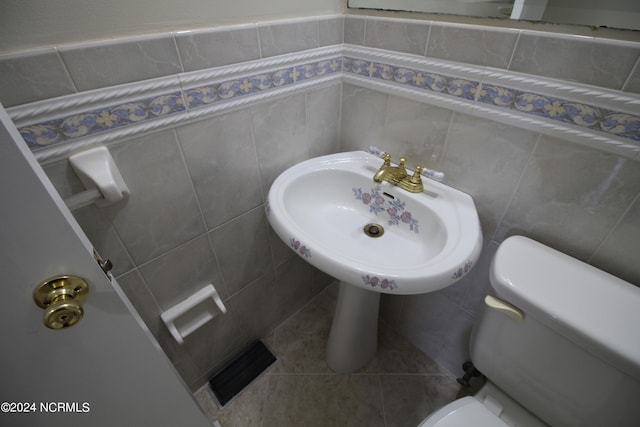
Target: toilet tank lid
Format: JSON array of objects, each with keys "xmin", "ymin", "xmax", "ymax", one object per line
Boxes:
[{"xmin": 490, "ymin": 236, "xmax": 640, "ymax": 380}]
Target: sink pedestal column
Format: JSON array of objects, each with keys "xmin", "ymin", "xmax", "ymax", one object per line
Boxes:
[{"xmin": 326, "ymin": 281, "xmax": 381, "ymax": 374}]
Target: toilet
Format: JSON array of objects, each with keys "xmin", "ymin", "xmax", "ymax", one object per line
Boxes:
[{"xmin": 420, "ymin": 236, "xmax": 640, "ymax": 427}]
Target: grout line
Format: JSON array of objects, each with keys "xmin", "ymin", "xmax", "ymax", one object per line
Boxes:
[
  {"xmin": 171, "ymin": 33, "xmax": 186, "ymax": 73},
  {"xmin": 172, "ymin": 128, "xmax": 209, "ymax": 232},
  {"xmin": 588, "ymin": 188, "xmax": 639, "ymax": 263},
  {"xmin": 255, "ymin": 24, "xmax": 264, "ymax": 59},
  {"xmin": 621, "ymin": 53, "xmax": 640, "ymax": 92},
  {"xmin": 55, "ymin": 47, "xmax": 79, "ymax": 93},
  {"xmin": 304, "ymin": 88, "xmax": 310, "ymax": 157},
  {"xmin": 362, "ymin": 16, "xmax": 368, "ymax": 47},
  {"xmin": 424, "ymin": 22, "xmax": 432, "ymax": 58},
  {"xmin": 337, "ymin": 77, "xmax": 344, "ymax": 150},
  {"xmin": 378, "ymin": 374, "xmax": 389, "ymax": 427},
  {"xmin": 434, "ymin": 109, "xmax": 457, "ymax": 172},
  {"xmin": 492, "ymin": 132, "xmax": 541, "ymax": 242},
  {"xmin": 506, "ymin": 30, "xmax": 522, "ymax": 70}
]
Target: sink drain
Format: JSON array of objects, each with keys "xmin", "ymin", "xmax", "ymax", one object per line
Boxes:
[{"xmin": 363, "ymin": 223, "xmax": 384, "ymax": 238}]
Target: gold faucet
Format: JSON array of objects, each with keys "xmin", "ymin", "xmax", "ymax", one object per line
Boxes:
[{"xmin": 373, "ymin": 152, "xmax": 424, "ymax": 193}]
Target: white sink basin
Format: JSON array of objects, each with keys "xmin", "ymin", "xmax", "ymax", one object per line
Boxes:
[{"xmin": 267, "ymin": 151, "xmax": 482, "ymax": 295}]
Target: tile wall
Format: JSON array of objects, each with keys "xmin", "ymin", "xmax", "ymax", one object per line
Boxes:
[
  {"xmin": 43, "ymin": 86, "xmax": 340, "ymax": 390},
  {"xmin": 0, "ymin": 16, "xmax": 344, "ymax": 107},
  {"xmin": 344, "ymin": 16, "xmax": 640, "ymax": 92},
  {"xmin": 2, "ymin": 12, "xmax": 640, "ymax": 385},
  {"xmin": 22, "ymin": 17, "xmax": 344, "ymax": 391}
]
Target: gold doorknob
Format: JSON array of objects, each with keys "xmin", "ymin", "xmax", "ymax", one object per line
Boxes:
[{"xmin": 34, "ymin": 275, "xmax": 89, "ymax": 329}]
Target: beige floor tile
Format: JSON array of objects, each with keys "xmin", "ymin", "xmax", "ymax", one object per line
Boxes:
[
  {"xmin": 271, "ymin": 290, "xmax": 336, "ymax": 374},
  {"xmin": 263, "ymin": 374, "xmax": 385, "ymax": 427},
  {"xmin": 375, "ymin": 321, "xmax": 449, "ymax": 375},
  {"xmin": 380, "ymin": 375, "xmax": 461, "ymax": 427}
]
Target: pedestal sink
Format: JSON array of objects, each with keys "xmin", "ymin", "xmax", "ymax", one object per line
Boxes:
[{"xmin": 266, "ymin": 151, "xmax": 482, "ymax": 373}]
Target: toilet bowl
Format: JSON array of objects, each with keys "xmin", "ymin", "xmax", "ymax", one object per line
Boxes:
[
  {"xmin": 419, "ymin": 236, "xmax": 640, "ymax": 427},
  {"xmin": 419, "ymin": 383, "xmax": 545, "ymax": 427}
]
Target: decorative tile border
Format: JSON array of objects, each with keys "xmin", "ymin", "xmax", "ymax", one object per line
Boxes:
[
  {"xmin": 8, "ymin": 44, "xmax": 640, "ymax": 161},
  {"xmin": 350, "ymin": 58, "xmax": 480, "ymax": 102},
  {"xmin": 11, "ymin": 50, "xmax": 342, "ymax": 153},
  {"xmin": 479, "ymin": 85, "xmax": 640, "ymax": 142},
  {"xmin": 344, "ymin": 55, "xmax": 640, "ymax": 145},
  {"xmin": 19, "ymin": 92, "xmax": 185, "ymax": 149},
  {"xmin": 184, "ymin": 58, "xmax": 341, "ymax": 111}
]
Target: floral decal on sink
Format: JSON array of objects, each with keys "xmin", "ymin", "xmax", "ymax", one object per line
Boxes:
[
  {"xmin": 290, "ymin": 237, "xmax": 311, "ymax": 258},
  {"xmin": 353, "ymin": 186, "xmax": 420, "ymax": 233},
  {"xmin": 451, "ymin": 260, "xmax": 473, "ymax": 280},
  {"xmin": 362, "ymin": 274, "xmax": 399, "ymax": 291}
]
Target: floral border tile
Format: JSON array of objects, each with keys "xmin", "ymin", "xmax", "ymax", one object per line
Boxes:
[
  {"xmin": 369, "ymin": 61, "xmax": 478, "ymax": 101},
  {"xmin": 20, "ymin": 91, "xmax": 185, "ymax": 150},
  {"xmin": 344, "ymin": 56, "xmax": 640, "ymax": 143},
  {"xmin": 479, "ymin": 84, "xmax": 640, "ymax": 142},
  {"xmin": 185, "ymin": 68, "xmax": 295, "ymax": 109},
  {"xmin": 294, "ymin": 58, "xmax": 342, "ymax": 82},
  {"xmin": 343, "ymin": 57, "xmax": 371, "ymax": 77},
  {"xmin": 18, "ymin": 57, "xmax": 342, "ymax": 151},
  {"xmin": 16, "ymin": 50, "xmax": 640, "ymax": 153},
  {"xmin": 186, "ymin": 58, "xmax": 342, "ymax": 110}
]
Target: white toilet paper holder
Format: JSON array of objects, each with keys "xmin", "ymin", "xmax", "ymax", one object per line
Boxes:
[
  {"xmin": 160, "ymin": 284, "xmax": 227, "ymax": 344},
  {"xmin": 65, "ymin": 146, "xmax": 130, "ymax": 210}
]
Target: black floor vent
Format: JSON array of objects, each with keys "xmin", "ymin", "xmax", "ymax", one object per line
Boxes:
[{"xmin": 208, "ymin": 340, "xmax": 277, "ymax": 407}]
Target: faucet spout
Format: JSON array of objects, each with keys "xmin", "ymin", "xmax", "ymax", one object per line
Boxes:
[
  {"xmin": 373, "ymin": 168, "xmax": 388, "ymax": 183},
  {"xmin": 373, "ymin": 152, "xmax": 392, "ymax": 183}
]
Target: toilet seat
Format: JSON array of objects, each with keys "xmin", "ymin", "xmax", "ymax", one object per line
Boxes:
[{"xmin": 418, "ymin": 397, "xmax": 509, "ymax": 427}]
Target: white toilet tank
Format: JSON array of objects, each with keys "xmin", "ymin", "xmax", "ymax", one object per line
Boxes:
[{"xmin": 470, "ymin": 236, "xmax": 640, "ymax": 427}]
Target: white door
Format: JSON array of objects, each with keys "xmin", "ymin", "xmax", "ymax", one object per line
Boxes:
[{"xmin": 0, "ymin": 105, "xmax": 212, "ymax": 427}]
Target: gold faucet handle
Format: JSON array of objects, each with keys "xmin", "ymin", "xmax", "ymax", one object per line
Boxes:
[
  {"xmin": 381, "ymin": 152, "xmax": 391, "ymax": 166},
  {"xmin": 410, "ymin": 166, "xmax": 423, "ymax": 184},
  {"xmin": 398, "ymin": 157, "xmax": 407, "ymax": 173}
]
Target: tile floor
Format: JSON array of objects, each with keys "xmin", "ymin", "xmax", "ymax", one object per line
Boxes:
[{"xmin": 195, "ymin": 283, "xmax": 474, "ymax": 427}]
